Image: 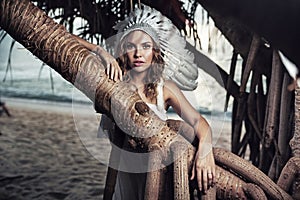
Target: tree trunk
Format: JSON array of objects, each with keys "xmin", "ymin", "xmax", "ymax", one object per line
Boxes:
[
  {"xmin": 291, "ymin": 85, "xmax": 300, "ymax": 157},
  {"xmin": 0, "ymin": 0, "xmax": 174, "ymax": 147},
  {"xmin": 196, "ymin": 0, "xmax": 300, "ymax": 71}
]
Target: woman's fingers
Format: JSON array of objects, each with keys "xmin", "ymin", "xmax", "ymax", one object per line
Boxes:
[
  {"xmin": 191, "ymin": 158, "xmax": 216, "ymax": 194},
  {"xmin": 197, "ymin": 167, "xmax": 203, "ymax": 192},
  {"xmin": 112, "ymin": 60, "xmax": 122, "ymax": 81},
  {"xmin": 117, "ymin": 64, "xmax": 123, "ymax": 81},
  {"xmin": 211, "ymin": 166, "xmax": 216, "ymax": 186},
  {"xmin": 208, "ymin": 172, "xmax": 213, "ymax": 186},
  {"xmin": 199, "ymin": 168, "xmax": 215, "ymax": 194},
  {"xmin": 106, "ymin": 64, "xmax": 110, "ymax": 77},
  {"xmin": 92, "ymin": 46, "xmax": 121, "ymax": 81},
  {"xmin": 190, "ymin": 163, "xmax": 195, "ymax": 180},
  {"xmin": 105, "ymin": 61, "xmax": 122, "ymax": 81},
  {"xmin": 192, "ymin": 149, "xmax": 216, "ymax": 193},
  {"xmin": 202, "ymin": 168, "xmax": 209, "ymax": 193},
  {"xmin": 111, "ymin": 67, "xmax": 115, "ymax": 80},
  {"xmin": 207, "ymin": 170, "xmax": 214, "ymax": 188}
]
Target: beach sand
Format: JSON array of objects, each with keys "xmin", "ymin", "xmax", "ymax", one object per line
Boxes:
[
  {"xmin": 0, "ymin": 98, "xmax": 231, "ymax": 200},
  {"xmin": 0, "ymin": 98, "xmax": 107, "ymax": 200}
]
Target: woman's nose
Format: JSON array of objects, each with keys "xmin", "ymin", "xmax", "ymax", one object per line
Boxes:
[{"xmin": 134, "ymin": 47, "xmax": 142, "ymax": 57}]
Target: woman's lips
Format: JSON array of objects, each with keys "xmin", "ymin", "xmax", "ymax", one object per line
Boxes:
[{"xmin": 133, "ymin": 60, "xmax": 145, "ymax": 67}]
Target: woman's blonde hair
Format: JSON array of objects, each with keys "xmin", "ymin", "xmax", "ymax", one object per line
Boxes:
[{"xmin": 116, "ymin": 32, "xmax": 165, "ymax": 102}]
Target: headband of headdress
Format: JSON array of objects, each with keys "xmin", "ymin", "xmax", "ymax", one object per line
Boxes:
[{"xmin": 114, "ymin": 4, "xmax": 198, "ymax": 91}]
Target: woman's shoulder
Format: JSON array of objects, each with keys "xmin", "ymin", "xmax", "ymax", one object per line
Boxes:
[
  {"xmin": 162, "ymin": 79, "xmax": 183, "ymax": 99},
  {"xmin": 163, "ymin": 79, "xmax": 180, "ymax": 90}
]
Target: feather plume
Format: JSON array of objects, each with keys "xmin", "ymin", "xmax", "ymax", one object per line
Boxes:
[{"xmin": 114, "ymin": 4, "xmax": 198, "ymax": 91}]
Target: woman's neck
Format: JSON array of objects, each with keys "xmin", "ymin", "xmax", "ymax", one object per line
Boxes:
[
  {"xmin": 129, "ymin": 77, "xmax": 144, "ymax": 88},
  {"xmin": 129, "ymin": 71, "xmax": 148, "ymax": 87}
]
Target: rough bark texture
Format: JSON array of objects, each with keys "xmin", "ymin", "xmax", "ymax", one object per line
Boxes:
[
  {"xmin": 277, "ymin": 157, "xmax": 300, "ymax": 194},
  {"xmin": 214, "ymin": 148, "xmax": 292, "ymax": 200},
  {"xmin": 196, "ymin": 0, "xmax": 300, "ymax": 71},
  {"xmin": 171, "ymin": 142, "xmax": 190, "ymax": 200},
  {"xmin": 144, "ymin": 151, "xmax": 163, "ymax": 200},
  {"xmin": 291, "ymin": 85, "xmax": 300, "ymax": 157}
]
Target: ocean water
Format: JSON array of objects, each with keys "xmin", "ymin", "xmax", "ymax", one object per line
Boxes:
[{"xmin": 0, "ymin": 36, "xmax": 79, "ymax": 103}]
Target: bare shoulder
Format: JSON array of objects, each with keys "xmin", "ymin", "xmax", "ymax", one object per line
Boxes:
[
  {"xmin": 164, "ymin": 79, "xmax": 180, "ymax": 91},
  {"xmin": 163, "ymin": 79, "xmax": 183, "ymax": 99}
]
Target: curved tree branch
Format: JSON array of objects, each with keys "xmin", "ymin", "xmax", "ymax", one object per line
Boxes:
[{"xmin": 197, "ymin": 0, "xmax": 300, "ymax": 71}]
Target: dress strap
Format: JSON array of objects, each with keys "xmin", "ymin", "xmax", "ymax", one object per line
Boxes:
[{"xmin": 157, "ymin": 78, "xmax": 165, "ymax": 112}]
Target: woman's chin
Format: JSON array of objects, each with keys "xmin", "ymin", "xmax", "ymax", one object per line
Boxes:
[{"xmin": 131, "ymin": 65, "xmax": 150, "ymax": 73}]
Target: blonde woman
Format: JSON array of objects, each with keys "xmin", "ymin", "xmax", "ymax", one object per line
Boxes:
[{"xmin": 75, "ymin": 5, "xmax": 215, "ymax": 199}]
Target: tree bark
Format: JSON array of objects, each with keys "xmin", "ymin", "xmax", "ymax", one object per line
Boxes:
[
  {"xmin": 291, "ymin": 85, "xmax": 300, "ymax": 157},
  {"xmin": 196, "ymin": 0, "xmax": 300, "ymax": 71}
]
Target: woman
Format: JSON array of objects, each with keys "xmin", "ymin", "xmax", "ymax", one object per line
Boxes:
[{"xmin": 75, "ymin": 5, "xmax": 215, "ymax": 199}]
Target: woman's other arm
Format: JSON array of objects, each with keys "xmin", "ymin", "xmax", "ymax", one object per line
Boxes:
[{"xmin": 164, "ymin": 80, "xmax": 215, "ymax": 194}]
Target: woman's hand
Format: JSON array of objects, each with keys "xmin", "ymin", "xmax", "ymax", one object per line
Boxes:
[
  {"xmin": 71, "ymin": 34, "xmax": 122, "ymax": 81},
  {"xmin": 92, "ymin": 45, "xmax": 123, "ymax": 81},
  {"xmin": 190, "ymin": 143, "xmax": 216, "ymax": 194}
]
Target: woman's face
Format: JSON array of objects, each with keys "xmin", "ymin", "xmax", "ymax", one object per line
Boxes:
[{"xmin": 124, "ymin": 30, "xmax": 154, "ymax": 73}]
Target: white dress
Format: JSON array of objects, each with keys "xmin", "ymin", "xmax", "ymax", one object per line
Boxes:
[{"xmin": 113, "ymin": 80, "xmax": 168, "ymax": 200}]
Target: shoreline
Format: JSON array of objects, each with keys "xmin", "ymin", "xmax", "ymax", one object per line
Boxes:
[{"xmin": 1, "ymin": 96, "xmax": 94, "ymax": 115}]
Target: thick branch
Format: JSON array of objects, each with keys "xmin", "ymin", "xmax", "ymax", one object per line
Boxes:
[{"xmin": 197, "ymin": 0, "xmax": 300, "ymax": 70}]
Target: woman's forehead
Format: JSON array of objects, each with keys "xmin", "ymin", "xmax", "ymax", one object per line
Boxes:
[{"xmin": 125, "ymin": 30, "xmax": 153, "ymax": 44}]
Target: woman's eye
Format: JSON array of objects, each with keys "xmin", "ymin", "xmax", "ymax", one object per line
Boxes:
[
  {"xmin": 142, "ymin": 44, "xmax": 152, "ymax": 49},
  {"xmin": 126, "ymin": 43, "xmax": 134, "ymax": 50}
]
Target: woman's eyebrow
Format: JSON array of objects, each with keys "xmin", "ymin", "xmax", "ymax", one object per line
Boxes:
[
  {"xmin": 125, "ymin": 41, "xmax": 152, "ymax": 45},
  {"xmin": 141, "ymin": 41, "xmax": 153, "ymax": 45}
]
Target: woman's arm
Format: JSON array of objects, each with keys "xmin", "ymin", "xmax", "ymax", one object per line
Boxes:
[
  {"xmin": 72, "ymin": 34, "xmax": 97, "ymax": 51},
  {"xmin": 71, "ymin": 34, "xmax": 122, "ymax": 81},
  {"xmin": 164, "ymin": 80, "xmax": 215, "ymax": 194}
]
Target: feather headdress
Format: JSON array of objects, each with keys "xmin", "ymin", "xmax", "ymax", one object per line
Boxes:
[{"xmin": 114, "ymin": 4, "xmax": 198, "ymax": 91}]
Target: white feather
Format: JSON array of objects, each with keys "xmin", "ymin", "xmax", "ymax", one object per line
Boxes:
[
  {"xmin": 114, "ymin": 4, "xmax": 198, "ymax": 91},
  {"xmin": 278, "ymin": 51, "xmax": 298, "ymax": 80}
]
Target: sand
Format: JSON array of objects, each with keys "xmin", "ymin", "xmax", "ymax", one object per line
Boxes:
[
  {"xmin": 0, "ymin": 97, "xmax": 231, "ymax": 200},
  {"xmin": 0, "ymin": 98, "xmax": 107, "ymax": 200}
]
